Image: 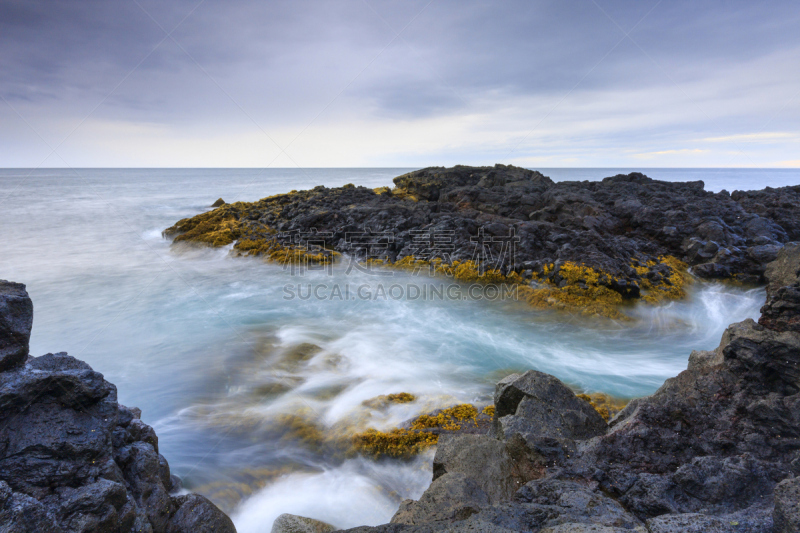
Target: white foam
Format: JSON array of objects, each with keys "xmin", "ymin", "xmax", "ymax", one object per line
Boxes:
[{"xmin": 232, "ymin": 454, "xmax": 433, "ymax": 532}]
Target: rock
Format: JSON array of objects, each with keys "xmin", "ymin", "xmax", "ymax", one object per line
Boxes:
[
  {"xmin": 514, "ymin": 478, "xmax": 643, "ymax": 530},
  {"xmin": 431, "ymin": 434, "xmax": 536, "ymax": 503},
  {"xmin": 492, "ymin": 371, "xmax": 607, "ymax": 450},
  {"xmin": 645, "ymin": 510, "xmax": 772, "ymax": 532},
  {"xmin": 169, "ymin": 494, "xmax": 237, "ymax": 533},
  {"xmin": 211, "ymin": 198, "xmax": 226, "ymax": 207},
  {"xmin": 0, "ymin": 291, "xmax": 236, "ymax": 533},
  {"xmin": 686, "ymin": 349, "xmax": 722, "ymax": 371},
  {"xmin": 732, "ymin": 185, "xmax": 800, "ymax": 241},
  {"xmin": 391, "ymin": 473, "xmax": 490, "ymax": 524},
  {"xmin": 165, "ymin": 166, "xmax": 800, "ymax": 317},
  {"xmin": 748, "ymin": 243, "xmax": 783, "ymax": 264},
  {"xmin": 271, "ymin": 513, "xmax": 335, "ymax": 533},
  {"xmin": 759, "ymin": 243, "xmax": 800, "ymax": 333},
  {"xmin": 0, "ymin": 280, "xmax": 33, "ymax": 372},
  {"xmin": 759, "ymin": 284, "xmax": 800, "ymax": 333},
  {"xmin": 691, "ymin": 262, "xmax": 730, "ymax": 279},
  {"xmin": 773, "ymin": 477, "xmax": 800, "ymax": 533},
  {"xmin": 763, "ymin": 242, "xmax": 800, "ymax": 292},
  {"xmin": 539, "ymin": 526, "xmax": 638, "ymax": 533}
]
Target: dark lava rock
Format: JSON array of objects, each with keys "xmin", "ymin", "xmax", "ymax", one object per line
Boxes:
[
  {"xmin": 334, "ymin": 243, "xmax": 800, "ymax": 532},
  {"xmin": 760, "ymin": 243, "xmax": 800, "ymax": 334},
  {"xmin": 0, "ymin": 289, "xmax": 235, "ymax": 532},
  {"xmin": 391, "ymin": 473, "xmax": 490, "ymax": 525},
  {"xmin": 167, "ymin": 166, "xmax": 800, "ymax": 297},
  {"xmin": 732, "ymin": 185, "xmax": 800, "ymax": 241},
  {"xmin": 168, "ymin": 494, "xmax": 237, "ymax": 533},
  {"xmin": 493, "ymin": 371, "xmax": 607, "ymax": 443},
  {"xmin": 431, "ymin": 434, "xmax": 536, "ymax": 504},
  {"xmin": 0, "ymin": 280, "xmax": 33, "ymax": 372}
]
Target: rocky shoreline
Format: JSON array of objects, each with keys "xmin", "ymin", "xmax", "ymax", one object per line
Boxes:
[
  {"xmin": 164, "ymin": 165, "xmax": 800, "ymax": 318},
  {"xmin": 0, "ymin": 281, "xmax": 236, "ymax": 532},
  {"xmin": 4, "ymin": 167, "xmax": 800, "ymax": 532},
  {"xmin": 315, "ymin": 244, "xmax": 799, "ymax": 533}
]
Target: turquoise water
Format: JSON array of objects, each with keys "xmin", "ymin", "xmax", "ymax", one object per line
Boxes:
[{"xmin": 1, "ymin": 167, "xmax": 795, "ymax": 530}]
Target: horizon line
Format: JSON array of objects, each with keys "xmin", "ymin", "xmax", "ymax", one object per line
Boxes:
[{"xmin": 1, "ymin": 166, "xmax": 800, "ymax": 170}]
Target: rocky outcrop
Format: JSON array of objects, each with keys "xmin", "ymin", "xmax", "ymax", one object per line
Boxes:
[
  {"xmin": 165, "ymin": 165, "xmax": 800, "ymax": 317},
  {"xmin": 0, "ymin": 281, "xmax": 236, "ymax": 533},
  {"xmin": 334, "ymin": 244, "xmax": 800, "ymax": 532},
  {"xmin": 731, "ymin": 185, "xmax": 800, "ymax": 242}
]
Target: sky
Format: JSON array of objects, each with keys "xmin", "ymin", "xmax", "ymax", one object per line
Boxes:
[{"xmin": 1, "ymin": 0, "xmax": 799, "ymax": 168}]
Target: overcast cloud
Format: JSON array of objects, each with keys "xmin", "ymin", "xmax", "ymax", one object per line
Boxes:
[{"xmin": 1, "ymin": 0, "xmax": 799, "ymax": 167}]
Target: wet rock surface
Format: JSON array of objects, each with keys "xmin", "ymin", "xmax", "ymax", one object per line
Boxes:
[
  {"xmin": 166, "ymin": 165, "xmax": 800, "ymax": 316},
  {"xmin": 0, "ymin": 283, "xmax": 235, "ymax": 532},
  {"xmin": 334, "ymin": 244, "xmax": 800, "ymax": 532}
]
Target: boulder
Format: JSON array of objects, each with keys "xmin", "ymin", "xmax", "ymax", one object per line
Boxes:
[
  {"xmin": 211, "ymin": 198, "xmax": 226, "ymax": 207},
  {"xmin": 492, "ymin": 371, "xmax": 607, "ymax": 460},
  {"xmin": 169, "ymin": 494, "xmax": 237, "ymax": 533},
  {"xmin": 0, "ymin": 280, "xmax": 33, "ymax": 372},
  {"xmin": 391, "ymin": 473, "xmax": 490, "ymax": 525},
  {"xmin": 432, "ymin": 434, "xmax": 535, "ymax": 503}
]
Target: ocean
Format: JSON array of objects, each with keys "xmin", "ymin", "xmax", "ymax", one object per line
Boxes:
[{"xmin": 1, "ymin": 167, "xmax": 797, "ymax": 530}]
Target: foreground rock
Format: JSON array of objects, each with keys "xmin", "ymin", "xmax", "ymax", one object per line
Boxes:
[
  {"xmin": 334, "ymin": 244, "xmax": 800, "ymax": 532},
  {"xmin": 0, "ymin": 281, "xmax": 236, "ymax": 533},
  {"xmin": 165, "ymin": 165, "xmax": 800, "ymax": 317}
]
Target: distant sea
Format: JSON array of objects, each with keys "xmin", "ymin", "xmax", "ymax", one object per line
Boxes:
[{"xmin": 1, "ymin": 167, "xmax": 797, "ymax": 531}]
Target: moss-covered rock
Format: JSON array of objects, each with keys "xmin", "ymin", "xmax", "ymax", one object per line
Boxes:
[{"xmin": 163, "ymin": 165, "xmax": 796, "ymax": 317}]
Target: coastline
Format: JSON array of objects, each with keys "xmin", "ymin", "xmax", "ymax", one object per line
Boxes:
[
  {"xmin": 3, "ymin": 167, "xmax": 796, "ymax": 532},
  {"xmin": 4, "ymin": 244, "xmax": 797, "ymax": 532}
]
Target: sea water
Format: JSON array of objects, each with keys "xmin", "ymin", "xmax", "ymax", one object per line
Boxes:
[{"xmin": 1, "ymin": 167, "xmax": 796, "ymax": 531}]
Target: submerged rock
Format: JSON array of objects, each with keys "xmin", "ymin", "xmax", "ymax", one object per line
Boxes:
[
  {"xmin": 0, "ymin": 284, "xmax": 236, "ymax": 533},
  {"xmin": 333, "ymin": 244, "xmax": 800, "ymax": 532}
]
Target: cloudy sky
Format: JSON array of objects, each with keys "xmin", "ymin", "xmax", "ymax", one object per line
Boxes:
[{"xmin": 1, "ymin": 0, "xmax": 799, "ymax": 167}]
